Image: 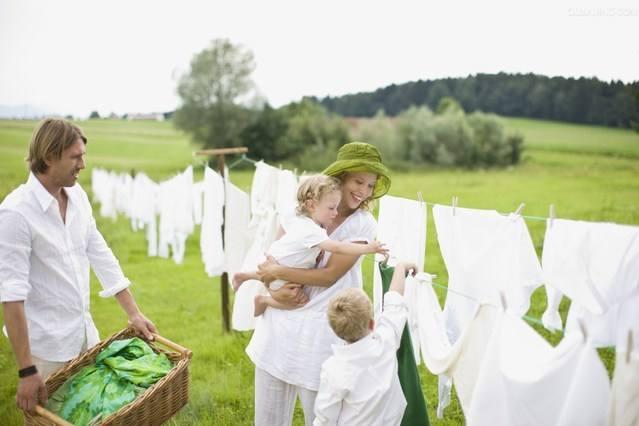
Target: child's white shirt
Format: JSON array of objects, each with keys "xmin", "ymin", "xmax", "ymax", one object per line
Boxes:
[
  {"xmin": 313, "ymin": 291, "xmax": 408, "ymax": 426},
  {"xmin": 268, "ymin": 214, "xmax": 329, "ymax": 290}
]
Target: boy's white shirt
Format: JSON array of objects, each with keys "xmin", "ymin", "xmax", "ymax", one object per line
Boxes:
[{"xmin": 313, "ymin": 290, "xmax": 408, "ymax": 426}]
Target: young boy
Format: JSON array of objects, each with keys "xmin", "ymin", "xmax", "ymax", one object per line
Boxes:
[{"xmin": 313, "ymin": 262, "xmax": 417, "ymax": 426}]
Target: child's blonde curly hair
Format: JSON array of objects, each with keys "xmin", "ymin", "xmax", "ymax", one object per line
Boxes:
[{"xmin": 296, "ymin": 174, "xmax": 341, "ymax": 216}]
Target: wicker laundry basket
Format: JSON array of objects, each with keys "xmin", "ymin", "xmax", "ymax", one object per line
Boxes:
[{"xmin": 24, "ymin": 327, "xmax": 192, "ymax": 426}]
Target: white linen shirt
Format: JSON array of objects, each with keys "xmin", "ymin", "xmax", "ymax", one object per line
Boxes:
[
  {"xmin": 313, "ymin": 291, "xmax": 408, "ymax": 426},
  {"xmin": 0, "ymin": 173, "xmax": 131, "ymax": 362}
]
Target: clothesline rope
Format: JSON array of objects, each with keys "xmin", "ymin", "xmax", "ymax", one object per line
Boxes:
[
  {"xmin": 425, "ymin": 279, "xmax": 563, "ymax": 335},
  {"xmin": 419, "ymin": 201, "xmax": 548, "ymax": 222}
]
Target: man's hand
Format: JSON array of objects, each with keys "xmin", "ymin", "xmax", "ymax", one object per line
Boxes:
[
  {"xmin": 257, "ymin": 255, "xmax": 279, "ymax": 286},
  {"xmin": 128, "ymin": 312, "xmax": 157, "ymax": 340},
  {"xmin": 16, "ymin": 373, "xmax": 47, "ymax": 413},
  {"xmin": 270, "ymin": 283, "xmax": 309, "ymax": 306}
]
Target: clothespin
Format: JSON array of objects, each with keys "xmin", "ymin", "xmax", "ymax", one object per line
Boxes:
[
  {"xmin": 549, "ymin": 204, "xmax": 556, "ymax": 228},
  {"xmin": 452, "ymin": 196, "xmax": 458, "ymax": 216},
  {"xmin": 578, "ymin": 319, "xmax": 588, "ymax": 342},
  {"xmin": 514, "ymin": 203, "xmax": 525, "ymax": 216},
  {"xmin": 499, "ymin": 291, "xmax": 508, "ymax": 311},
  {"xmin": 627, "ymin": 329, "xmax": 634, "ymax": 364}
]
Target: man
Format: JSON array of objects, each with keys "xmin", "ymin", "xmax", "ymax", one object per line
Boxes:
[{"xmin": 0, "ymin": 118, "xmax": 157, "ymax": 413}]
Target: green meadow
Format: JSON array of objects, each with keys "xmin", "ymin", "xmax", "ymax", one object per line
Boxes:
[{"xmin": 1, "ymin": 117, "xmax": 638, "ymax": 425}]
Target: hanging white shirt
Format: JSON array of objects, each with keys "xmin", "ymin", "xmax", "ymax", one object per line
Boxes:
[
  {"xmin": 201, "ymin": 166, "xmax": 225, "ymax": 277},
  {"xmin": 542, "ymin": 218, "xmax": 639, "ymax": 346},
  {"xmin": 246, "ymin": 209, "xmax": 377, "ymax": 391},
  {"xmin": 432, "ymin": 205, "xmax": 543, "ymax": 343},
  {"xmin": 409, "ymin": 274, "xmax": 499, "ymax": 417},
  {"xmin": 267, "ymin": 214, "xmax": 329, "ymax": 291},
  {"xmin": 223, "ymin": 173, "xmax": 250, "ymax": 278},
  {"xmin": 232, "ymin": 161, "xmax": 281, "ymax": 331},
  {"xmin": 467, "ymin": 312, "xmax": 611, "ymax": 426},
  {"xmin": 0, "ymin": 173, "xmax": 131, "ymax": 362},
  {"xmin": 313, "ymin": 291, "xmax": 408, "ymax": 426},
  {"xmin": 373, "ymin": 195, "xmax": 427, "ymax": 364},
  {"xmin": 607, "ymin": 329, "xmax": 639, "ymax": 426}
]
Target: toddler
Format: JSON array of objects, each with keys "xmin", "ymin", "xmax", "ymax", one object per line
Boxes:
[{"xmin": 233, "ymin": 174, "xmax": 387, "ymax": 315}]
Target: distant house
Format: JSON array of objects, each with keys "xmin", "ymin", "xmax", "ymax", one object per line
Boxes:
[{"xmin": 126, "ymin": 112, "xmax": 165, "ymax": 122}]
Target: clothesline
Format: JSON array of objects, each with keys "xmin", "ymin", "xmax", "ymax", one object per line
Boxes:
[
  {"xmin": 428, "ymin": 280, "xmax": 561, "ymax": 334},
  {"xmin": 419, "ymin": 200, "xmax": 548, "ymax": 222}
]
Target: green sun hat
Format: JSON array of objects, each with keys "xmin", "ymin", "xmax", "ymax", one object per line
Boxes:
[{"xmin": 322, "ymin": 142, "xmax": 391, "ymax": 199}]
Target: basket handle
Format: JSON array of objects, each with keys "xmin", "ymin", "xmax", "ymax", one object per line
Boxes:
[
  {"xmin": 34, "ymin": 405, "xmax": 74, "ymax": 426},
  {"xmin": 152, "ymin": 333, "xmax": 192, "ymax": 358}
]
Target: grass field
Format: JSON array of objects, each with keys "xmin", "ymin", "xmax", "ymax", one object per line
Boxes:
[{"xmin": 1, "ymin": 117, "xmax": 638, "ymax": 425}]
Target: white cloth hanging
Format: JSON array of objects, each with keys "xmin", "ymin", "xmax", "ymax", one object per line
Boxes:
[
  {"xmin": 409, "ymin": 274, "xmax": 499, "ymax": 417},
  {"xmin": 606, "ymin": 329, "xmax": 639, "ymax": 426},
  {"xmin": 223, "ymin": 171, "xmax": 250, "ymax": 278},
  {"xmin": 192, "ymin": 180, "xmax": 204, "ymax": 226},
  {"xmin": 542, "ymin": 218, "xmax": 639, "ymax": 346},
  {"xmin": 201, "ymin": 167, "xmax": 225, "ymax": 277},
  {"xmin": 432, "ymin": 205, "xmax": 543, "ymax": 343},
  {"xmin": 157, "ymin": 166, "xmax": 195, "ymax": 264},
  {"xmin": 129, "ymin": 172, "xmax": 159, "ymax": 257},
  {"xmin": 372, "ymin": 195, "xmax": 427, "ymax": 364},
  {"xmin": 232, "ymin": 162, "xmax": 291, "ymax": 331},
  {"xmin": 467, "ymin": 312, "xmax": 611, "ymax": 426}
]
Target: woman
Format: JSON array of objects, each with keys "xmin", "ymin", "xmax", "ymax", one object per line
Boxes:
[{"xmin": 246, "ymin": 142, "xmax": 391, "ymax": 425}]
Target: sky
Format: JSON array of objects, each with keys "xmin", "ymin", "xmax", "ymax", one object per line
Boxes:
[{"xmin": 1, "ymin": 0, "xmax": 638, "ymax": 118}]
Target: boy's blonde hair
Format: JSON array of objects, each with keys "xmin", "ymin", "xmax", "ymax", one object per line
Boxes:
[
  {"xmin": 296, "ymin": 174, "xmax": 341, "ymax": 216},
  {"xmin": 327, "ymin": 288, "xmax": 373, "ymax": 343}
]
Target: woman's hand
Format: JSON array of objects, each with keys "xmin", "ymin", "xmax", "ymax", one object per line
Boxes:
[
  {"xmin": 270, "ymin": 283, "xmax": 309, "ymax": 306},
  {"xmin": 257, "ymin": 255, "xmax": 279, "ymax": 286}
]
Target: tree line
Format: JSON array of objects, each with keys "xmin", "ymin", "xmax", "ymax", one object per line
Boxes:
[{"xmin": 312, "ymin": 73, "xmax": 639, "ymax": 129}]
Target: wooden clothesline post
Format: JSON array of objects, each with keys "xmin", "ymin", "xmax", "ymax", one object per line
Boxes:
[{"xmin": 194, "ymin": 146, "xmax": 249, "ymax": 333}]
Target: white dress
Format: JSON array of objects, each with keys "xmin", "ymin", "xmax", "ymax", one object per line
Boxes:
[
  {"xmin": 246, "ymin": 209, "xmax": 377, "ymax": 391},
  {"xmin": 268, "ymin": 214, "xmax": 330, "ymax": 291}
]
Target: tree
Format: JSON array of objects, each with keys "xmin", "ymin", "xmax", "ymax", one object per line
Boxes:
[
  {"xmin": 173, "ymin": 39, "xmax": 256, "ymax": 149},
  {"xmin": 89, "ymin": 111, "xmax": 100, "ymax": 119}
]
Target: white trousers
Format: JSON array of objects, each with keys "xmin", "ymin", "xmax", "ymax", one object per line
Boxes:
[{"xmin": 254, "ymin": 367, "xmax": 317, "ymax": 426}]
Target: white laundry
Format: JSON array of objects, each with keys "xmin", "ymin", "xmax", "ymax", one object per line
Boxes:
[
  {"xmin": 410, "ymin": 274, "xmax": 499, "ymax": 417},
  {"xmin": 373, "ymin": 195, "xmax": 427, "ymax": 364},
  {"xmin": 606, "ymin": 330, "xmax": 639, "ymax": 426},
  {"xmin": 192, "ymin": 180, "xmax": 204, "ymax": 225},
  {"xmin": 432, "ymin": 205, "xmax": 543, "ymax": 344},
  {"xmin": 129, "ymin": 172, "xmax": 159, "ymax": 257},
  {"xmin": 157, "ymin": 166, "xmax": 195, "ymax": 264},
  {"xmin": 223, "ymin": 172, "xmax": 250, "ymax": 278},
  {"xmin": 542, "ymin": 219, "xmax": 639, "ymax": 346},
  {"xmin": 201, "ymin": 167, "xmax": 225, "ymax": 277},
  {"xmin": 275, "ymin": 168, "xmax": 298, "ymax": 217},
  {"xmin": 232, "ymin": 162, "xmax": 291, "ymax": 331},
  {"xmin": 541, "ymin": 285, "xmax": 564, "ymax": 332},
  {"xmin": 467, "ymin": 312, "xmax": 610, "ymax": 426},
  {"xmin": 92, "ymin": 168, "xmax": 118, "ymax": 220}
]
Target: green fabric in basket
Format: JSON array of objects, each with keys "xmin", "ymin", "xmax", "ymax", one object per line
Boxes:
[{"xmin": 47, "ymin": 337, "xmax": 173, "ymax": 426}]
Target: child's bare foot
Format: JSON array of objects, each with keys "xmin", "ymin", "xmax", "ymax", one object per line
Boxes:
[
  {"xmin": 254, "ymin": 295, "xmax": 268, "ymax": 317},
  {"xmin": 232, "ymin": 272, "xmax": 250, "ymax": 291}
]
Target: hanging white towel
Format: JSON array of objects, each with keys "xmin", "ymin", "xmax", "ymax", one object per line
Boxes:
[
  {"xmin": 223, "ymin": 172, "xmax": 250, "ymax": 278},
  {"xmin": 192, "ymin": 180, "xmax": 204, "ymax": 225},
  {"xmin": 542, "ymin": 218, "xmax": 639, "ymax": 346},
  {"xmin": 201, "ymin": 167, "xmax": 225, "ymax": 277},
  {"xmin": 410, "ymin": 274, "xmax": 499, "ymax": 417},
  {"xmin": 372, "ymin": 195, "xmax": 427, "ymax": 366},
  {"xmin": 432, "ymin": 205, "xmax": 543, "ymax": 344},
  {"xmin": 607, "ymin": 329, "xmax": 639, "ymax": 426},
  {"xmin": 467, "ymin": 312, "xmax": 610, "ymax": 426},
  {"xmin": 232, "ymin": 162, "xmax": 293, "ymax": 331}
]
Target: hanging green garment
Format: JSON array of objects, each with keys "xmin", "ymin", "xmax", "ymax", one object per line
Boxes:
[
  {"xmin": 379, "ymin": 262, "xmax": 430, "ymax": 426},
  {"xmin": 47, "ymin": 337, "xmax": 173, "ymax": 426}
]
